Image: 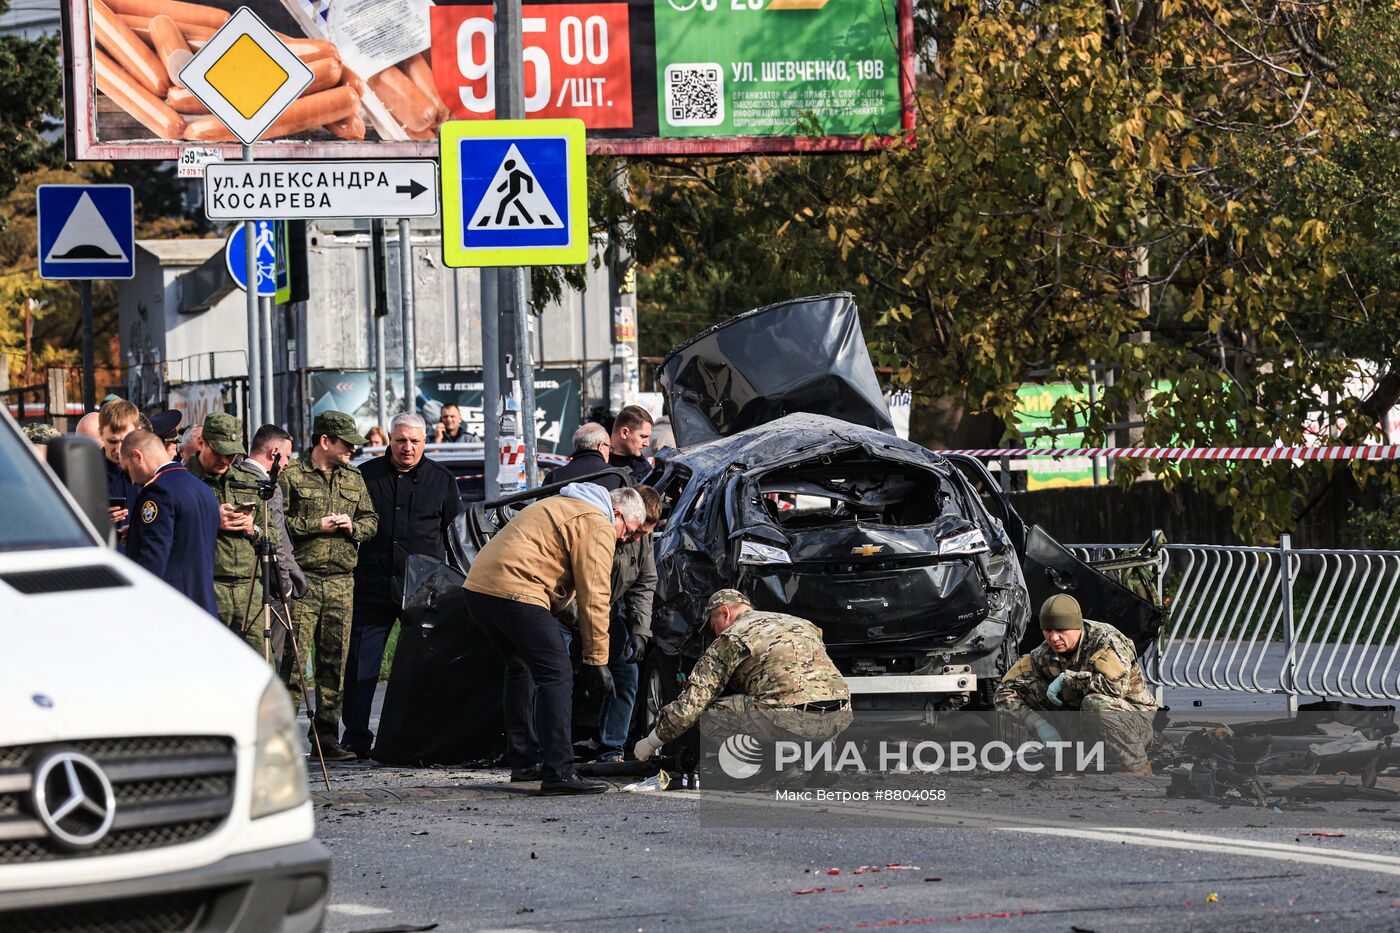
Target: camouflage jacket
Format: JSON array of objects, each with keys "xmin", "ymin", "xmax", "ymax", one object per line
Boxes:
[
  {"xmin": 278, "ymin": 457, "xmax": 378, "ymax": 575},
  {"xmin": 185, "ymin": 456, "xmax": 275, "ymax": 582},
  {"xmin": 655, "ymin": 609, "xmax": 850, "ymax": 743},
  {"xmin": 994, "ymin": 619, "xmax": 1157, "ymax": 712}
]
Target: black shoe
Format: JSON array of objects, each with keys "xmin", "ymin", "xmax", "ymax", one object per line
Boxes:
[
  {"xmin": 538, "ymin": 775, "xmax": 608, "ymax": 796},
  {"xmin": 510, "ymin": 765, "xmax": 542, "ymax": 782},
  {"xmin": 314, "ymin": 741, "xmax": 358, "ymax": 762}
]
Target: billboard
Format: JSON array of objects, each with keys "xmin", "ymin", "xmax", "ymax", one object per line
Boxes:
[
  {"xmin": 63, "ymin": 0, "xmax": 914, "ymax": 161},
  {"xmin": 307, "ymin": 367, "xmax": 583, "ymax": 453}
]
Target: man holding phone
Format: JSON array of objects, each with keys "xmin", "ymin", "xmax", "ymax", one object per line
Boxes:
[{"xmin": 187, "ymin": 412, "xmax": 278, "ymax": 656}]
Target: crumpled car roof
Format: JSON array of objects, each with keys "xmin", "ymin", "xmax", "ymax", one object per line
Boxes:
[{"xmin": 661, "ymin": 412, "xmax": 948, "ymax": 478}]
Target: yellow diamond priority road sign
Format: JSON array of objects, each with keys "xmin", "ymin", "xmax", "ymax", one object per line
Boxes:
[{"xmin": 178, "ymin": 7, "xmax": 313, "ymax": 146}]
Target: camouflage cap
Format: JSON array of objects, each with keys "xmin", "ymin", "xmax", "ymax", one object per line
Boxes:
[
  {"xmin": 704, "ymin": 588, "xmax": 751, "ymax": 616},
  {"xmin": 202, "ymin": 412, "xmax": 246, "ymax": 456},
  {"xmin": 313, "ymin": 410, "xmax": 369, "ymax": 447},
  {"xmin": 1039, "ymin": 594, "xmax": 1084, "ymax": 631},
  {"xmin": 22, "ymin": 422, "xmax": 60, "ymax": 445}
]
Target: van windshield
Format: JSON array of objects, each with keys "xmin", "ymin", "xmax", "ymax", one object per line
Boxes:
[{"xmin": 0, "ymin": 422, "xmax": 95, "ymax": 551}]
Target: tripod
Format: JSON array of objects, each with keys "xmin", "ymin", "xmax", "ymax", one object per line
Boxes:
[{"xmin": 233, "ymin": 455, "xmax": 331, "ymax": 792}]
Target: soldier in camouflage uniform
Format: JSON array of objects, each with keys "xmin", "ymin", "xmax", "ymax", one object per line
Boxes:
[
  {"xmin": 186, "ymin": 413, "xmax": 274, "ymax": 656},
  {"xmin": 280, "ymin": 411, "xmax": 378, "ymax": 761},
  {"xmin": 632, "ymin": 590, "xmax": 852, "ymax": 761},
  {"xmin": 994, "ymin": 594, "xmax": 1157, "ymax": 773}
]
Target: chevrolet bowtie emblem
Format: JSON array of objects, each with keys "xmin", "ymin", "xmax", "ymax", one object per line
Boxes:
[{"xmin": 851, "ymin": 545, "xmax": 885, "ymax": 556}]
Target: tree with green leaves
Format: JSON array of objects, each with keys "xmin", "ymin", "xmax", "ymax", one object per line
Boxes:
[{"xmin": 630, "ymin": 0, "xmax": 1400, "ymax": 540}]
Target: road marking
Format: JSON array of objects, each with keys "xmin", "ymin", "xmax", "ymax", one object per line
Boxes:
[
  {"xmin": 712, "ymin": 793, "xmax": 1400, "ymax": 876},
  {"xmin": 327, "ymin": 903, "xmax": 392, "ymax": 915}
]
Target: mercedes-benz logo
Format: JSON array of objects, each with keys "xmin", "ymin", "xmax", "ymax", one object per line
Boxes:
[{"xmin": 32, "ymin": 752, "xmax": 116, "ymax": 849}]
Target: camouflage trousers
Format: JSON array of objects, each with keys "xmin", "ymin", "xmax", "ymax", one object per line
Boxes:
[
  {"xmin": 1027, "ymin": 695, "xmax": 1155, "ymax": 771},
  {"xmin": 214, "ymin": 577, "xmax": 266, "ymax": 658},
  {"xmin": 286, "ymin": 572, "xmax": 354, "ymax": 743},
  {"xmin": 699, "ymin": 695, "xmax": 855, "ymax": 746}
]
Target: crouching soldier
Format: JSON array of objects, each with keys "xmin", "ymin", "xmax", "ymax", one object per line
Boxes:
[
  {"xmin": 632, "ymin": 590, "xmax": 851, "ymax": 769},
  {"xmin": 994, "ymin": 594, "xmax": 1157, "ymax": 775}
]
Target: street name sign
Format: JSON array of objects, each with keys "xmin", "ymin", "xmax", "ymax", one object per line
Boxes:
[
  {"xmin": 178, "ymin": 7, "xmax": 313, "ymax": 146},
  {"xmin": 204, "ymin": 161, "xmax": 440, "ymax": 220},
  {"xmin": 36, "ymin": 184, "xmax": 135, "ymax": 280},
  {"xmin": 439, "ymin": 118, "xmax": 588, "ymax": 268}
]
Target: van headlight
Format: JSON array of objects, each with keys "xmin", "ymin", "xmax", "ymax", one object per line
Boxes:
[
  {"xmin": 251, "ymin": 677, "xmax": 309, "ymax": 819},
  {"xmin": 938, "ymin": 528, "xmax": 989, "ymax": 556}
]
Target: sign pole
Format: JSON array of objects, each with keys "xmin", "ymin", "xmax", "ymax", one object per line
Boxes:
[
  {"xmin": 260, "ymin": 293, "xmax": 275, "ymax": 426},
  {"xmin": 480, "ymin": 269, "xmax": 502, "ymax": 497},
  {"xmin": 399, "ymin": 219, "xmax": 417, "ymax": 415},
  {"xmin": 370, "ymin": 219, "xmax": 389, "ymax": 430},
  {"xmin": 494, "ymin": 0, "xmax": 539, "ymax": 488},
  {"xmin": 513, "ymin": 267, "xmax": 539, "ymax": 488},
  {"xmin": 243, "ymin": 149, "xmax": 262, "ymax": 432},
  {"xmin": 80, "ymin": 280, "xmax": 95, "ymax": 412}
]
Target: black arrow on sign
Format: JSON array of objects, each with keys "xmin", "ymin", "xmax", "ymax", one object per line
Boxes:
[{"xmin": 396, "ymin": 179, "xmax": 428, "ymax": 199}]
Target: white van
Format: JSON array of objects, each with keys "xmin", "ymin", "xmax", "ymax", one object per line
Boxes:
[{"xmin": 0, "ymin": 409, "xmax": 328, "ymax": 931}]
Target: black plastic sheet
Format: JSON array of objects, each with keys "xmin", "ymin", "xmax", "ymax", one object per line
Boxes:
[
  {"xmin": 373, "ymin": 556, "xmax": 506, "ymax": 765},
  {"xmin": 656, "ymin": 293, "xmax": 895, "ymax": 447}
]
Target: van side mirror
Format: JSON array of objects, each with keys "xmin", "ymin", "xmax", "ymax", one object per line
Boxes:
[{"xmin": 46, "ymin": 436, "xmax": 114, "ymax": 546}]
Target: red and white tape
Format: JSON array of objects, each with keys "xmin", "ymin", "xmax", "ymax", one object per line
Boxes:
[{"xmin": 942, "ymin": 445, "xmax": 1400, "ymax": 461}]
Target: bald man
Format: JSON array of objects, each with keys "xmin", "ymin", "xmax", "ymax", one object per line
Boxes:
[
  {"xmin": 75, "ymin": 411, "xmax": 101, "ymax": 440},
  {"xmin": 121, "ymin": 430, "xmax": 220, "ymax": 618}
]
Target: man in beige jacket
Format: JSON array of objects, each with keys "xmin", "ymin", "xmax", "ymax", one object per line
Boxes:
[{"xmin": 465, "ymin": 483, "xmax": 646, "ymax": 795}]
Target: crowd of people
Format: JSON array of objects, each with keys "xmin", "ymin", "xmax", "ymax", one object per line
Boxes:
[
  {"xmin": 23, "ymin": 399, "xmax": 810, "ymax": 789},
  {"xmin": 20, "ymin": 396, "xmax": 1155, "ymax": 789}
]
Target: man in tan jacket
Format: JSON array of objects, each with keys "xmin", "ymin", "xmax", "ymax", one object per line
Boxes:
[{"xmin": 465, "ymin": 483, "xmax": 646, "ymax": 795}]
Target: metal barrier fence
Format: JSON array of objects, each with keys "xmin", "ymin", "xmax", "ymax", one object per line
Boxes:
[{"xmin": 1070, "ymin": 537, "xmax": 1400, "ymax": 707}]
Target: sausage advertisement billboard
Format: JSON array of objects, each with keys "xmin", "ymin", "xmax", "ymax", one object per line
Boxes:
[{"xmin": 62, "ymin": 0, "xmax": 914, "ymax": 159}]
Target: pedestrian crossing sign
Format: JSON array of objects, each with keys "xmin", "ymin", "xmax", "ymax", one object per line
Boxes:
[{"xmin": 439, "ymin": 119, "xmax": 588, "ymax": 268}]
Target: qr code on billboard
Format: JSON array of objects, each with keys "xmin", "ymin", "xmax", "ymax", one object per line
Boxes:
[{"xmin": 665, "ymin": 63, "xmax": 725, "ymax": 127}]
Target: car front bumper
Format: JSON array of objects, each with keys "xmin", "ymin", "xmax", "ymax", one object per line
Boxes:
[{"xmin": 0, "ymin": 839, "xmax": 330, "ymax": 932}]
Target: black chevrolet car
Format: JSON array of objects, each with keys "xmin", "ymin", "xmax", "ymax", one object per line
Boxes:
[{"xmin": 374, "ymin": 295, "xmax": 1163, "ymax": 763}]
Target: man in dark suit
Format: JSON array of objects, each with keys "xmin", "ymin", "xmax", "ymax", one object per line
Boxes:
[
  {"xmin": 548, "ymin": 423, "xmax": 624, "ymax": 489},
  {"xmin": 120, "ymin": 429, "xmax": 220, "ymax": 619}
]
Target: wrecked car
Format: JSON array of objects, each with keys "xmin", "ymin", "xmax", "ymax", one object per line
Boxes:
[{"xmin": 373, "ymin": 293, "xmax": 1164, "ymax": 764}]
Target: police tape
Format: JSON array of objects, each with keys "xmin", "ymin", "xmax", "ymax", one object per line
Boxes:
[{"xmin": 941, "ymin": 445, "xmax": 1400, "ymax": 460}]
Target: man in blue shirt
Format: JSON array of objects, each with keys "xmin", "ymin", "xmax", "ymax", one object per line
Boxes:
[{"xmin": 120, "ymin": 429, "xmax": 220, "ymax": 618}]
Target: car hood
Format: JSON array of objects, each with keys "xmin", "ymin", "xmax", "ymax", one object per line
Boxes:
[
  {"xmin": 656, "ymin": 293, "xmax": 895, "ymax": 447},
  {"xmin": 0, "ymin": 548, "xmax": 271, "ymax": 746}
]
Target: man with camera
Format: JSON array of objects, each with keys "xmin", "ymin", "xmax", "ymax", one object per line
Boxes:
[
  {"xmin": 186, "ymin": 412, "xmax": 276, "ymax": 655},
  {"xmin": 240, "ymin": 425, "xmax": 308, "ymax": 676}
]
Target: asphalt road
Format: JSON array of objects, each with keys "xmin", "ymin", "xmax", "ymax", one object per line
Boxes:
[
  {"xmin": 306, "ymin": 686, "xmax": 1400, "ymax": 932},
  {"xmin": 303, "ymin": 669, "xmax": 1400, "ymax": 930},
  {"xmin": 312, "ymin": 769, "xmax": 1400, "ymax": 933}
]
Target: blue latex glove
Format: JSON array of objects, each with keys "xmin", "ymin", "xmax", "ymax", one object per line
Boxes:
[
  {"xmin": 1046, "ymin": 672, "xmax": 1066, "ymax": 708},
  {"xmin": 1033, "ymin": 719, "xmax": 1063, "ymax": 745}
]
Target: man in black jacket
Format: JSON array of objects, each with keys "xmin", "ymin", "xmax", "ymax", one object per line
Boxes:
[
  {"xmin": 607, "ymin": 405, "xmax": 654, "ymax": 486},
  {"xmin": 548, "ymin": 422, "xmax": 625, "ymax": 489},
  {"xmin": 344, "ymin": 412, "xmax": 463, "ymax": 756}
]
